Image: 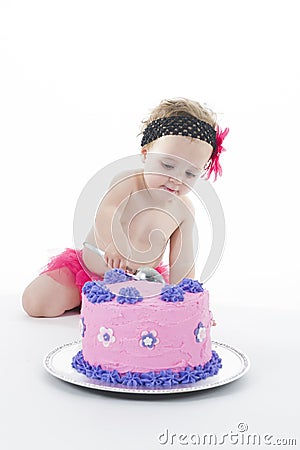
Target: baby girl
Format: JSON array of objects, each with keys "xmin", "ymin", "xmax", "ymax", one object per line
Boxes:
[{"xmin": 22, "ymin": 97, "xmax": 228, "ymax": 317}]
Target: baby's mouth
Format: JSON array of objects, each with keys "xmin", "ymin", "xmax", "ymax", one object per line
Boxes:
[{"xmin": 161, "ymin": 185, "xmax": 178, "ymax": 194}]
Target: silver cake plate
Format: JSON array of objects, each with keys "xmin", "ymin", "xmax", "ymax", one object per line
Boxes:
[{"xmin": 43, "ymin": 341, "xmax": 250, "ymax": 395}]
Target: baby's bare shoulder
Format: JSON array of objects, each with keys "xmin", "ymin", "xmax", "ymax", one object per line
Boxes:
[
  {"xmin": 109, "ymin": 169, "xmax": 141, "ymax": 189},
  {"xmin": 97, "ymin": 169, "xmax": 141, "ymax": 211}
]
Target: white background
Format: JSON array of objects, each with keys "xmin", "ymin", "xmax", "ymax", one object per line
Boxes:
[
  {"xmin": 1, "ymin": 0, "xmax": 299, "ymax": 310},
  {"xmin": 1, "ymin": 2, "xmax": 300, "ymax": 449}
]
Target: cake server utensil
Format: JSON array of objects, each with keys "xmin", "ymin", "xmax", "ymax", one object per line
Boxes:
[{"xmin": 83, "ymin": 242, "xmax": 166, "ymax": 284}]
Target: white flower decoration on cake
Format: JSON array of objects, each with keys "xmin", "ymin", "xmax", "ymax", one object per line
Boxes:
[
  {"xmin": 139, "ymin": 330, "xmax": 159, "ymax": 350},
  {"xmin": 194, "ymin": 322, "xmax": 207, "ymax": 343},
  {"xmin": 197, "ymin": 327, "xmax": 206, "ymax": 342},
  {"xmin": 97, "ymin": 326, "xmax": 116, "ymax": 347}
]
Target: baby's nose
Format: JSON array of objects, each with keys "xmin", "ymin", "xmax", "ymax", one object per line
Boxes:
[{"xmin": 169, "ymin": 175, "xmax": 183, "ymax": 185}]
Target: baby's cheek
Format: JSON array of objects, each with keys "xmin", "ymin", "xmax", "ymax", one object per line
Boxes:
[
  {"xmin": 180, "ymin": 182, "xmax": 193, "ymax": 194},
  {"xmin": 185, "ymin": 176, "xmax": 198, "ymax": 189},
  {"xmin": 144, "ymin": 173, "xmax": 166, "ymax": 187}
]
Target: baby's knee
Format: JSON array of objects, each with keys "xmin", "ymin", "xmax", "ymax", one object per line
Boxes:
[
  {"xmin": 21, "ymin": 281, "xmax": 54, "ymax": 317},
  {"xmin": 22, "ymin": 274, "xmax": 81, "ymax": 318},
  {"xmin": 21, "ymin": 277, "xmax": 65, "ymax": 318},
  {"xmin": 22, "ymin": 283, "xmax": 42, "ymax": 317}
]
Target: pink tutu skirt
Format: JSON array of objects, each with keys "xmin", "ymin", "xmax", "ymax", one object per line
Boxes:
[{"xmin": 39, "ymin": 248, "xmax": 170, "ymax": 293}]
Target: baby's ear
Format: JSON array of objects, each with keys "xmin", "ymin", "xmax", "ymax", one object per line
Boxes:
[{"xmin": 141, "ymin": 147, "xmax": 147, "ymax": 161}]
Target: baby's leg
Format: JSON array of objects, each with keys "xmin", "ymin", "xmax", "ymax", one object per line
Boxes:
[{"xmin": 22, "ymin": 268, "xmax": 81, "ymax": 318}]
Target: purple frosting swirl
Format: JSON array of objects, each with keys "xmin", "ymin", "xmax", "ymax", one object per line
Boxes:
[
  {"xmin": 160, "ymin": 285, "xmax": 185, "ymax": 302},
  {"xmin": 71, "ymin": 350, "xmax": 222, "ymax": 387},
  {"xmin": 104, "ymin": 269, "xmax": 128, "ymax": 284},
  {"xmin": 178, "ymin": 278, "xmax": 204, "ymax": 293},
  {"xmin": 82, "ymin": 281, "xmax": 115, "ymax": 303},
  {"xmin": 117, "ymin": 286, "xmax": 143, "ymax": 304}
]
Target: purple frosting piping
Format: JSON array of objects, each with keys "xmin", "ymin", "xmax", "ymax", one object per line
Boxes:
[
  {"xmin": 116, "ymin": 286, "xmax": 143, "ymax": 304},
  {"xmin": 104, "ymin": 269, "xmax": 129, "ymax": 284},
  {"xmin": 82, "ymin": 275, "xmax": 206, "ymax": 306},
  {"xmin": 178, "ymin": 278, "xmax": 204, "ymax": 293},
  {"xmin": 82, "ymin": 281, "xmax": 115, "ymax": 304},
  {"xmin": 72, "ymin": 350, "xmax": 222, "ymax": 386},
  {"xmin": 160, "ymin": 285, "xmax": 185, "ymax": 302}
]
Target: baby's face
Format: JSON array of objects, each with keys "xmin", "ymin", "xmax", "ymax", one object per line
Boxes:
[{"xmin": 142, "ymin": 135, "xmax": 213, "ymax": 196}]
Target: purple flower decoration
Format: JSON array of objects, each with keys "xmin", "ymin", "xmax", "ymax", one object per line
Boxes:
[
  {"xmin": 82, "ymin": 281, "xmax": 115, "ymax": 303},
  {"xmin": 178, "ymin": 278, "xmax": 204, "ymax": 293},
  {"xmin": 80, "ymin": 317, "xmax": 86, "ymax": 337},
  {"xmin": 160, "ymin": 285, "xmax": 185, "ymax": 302},
  {"xmin": 194, "ymin": 322, "xmax": 207, "ymax": 343},
  {"xmin": 104, "ymin": 268, "xmax": 128, "ymax": 284},
  {"xmin": 117, "ymin": 286, "xmax": 143, "ymax": 304},
  {"xmin": 139, "ymin": 330, "xmax": 159, "ymax": 350}
]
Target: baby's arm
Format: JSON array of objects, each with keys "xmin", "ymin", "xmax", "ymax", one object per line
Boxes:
[
  {"xmin": 169, "ymin": 197, "xmax": 196, "ymax": 284},
  {"xmin": 94, "ymin": 173, "xmax": 133, "ymax": 270}
]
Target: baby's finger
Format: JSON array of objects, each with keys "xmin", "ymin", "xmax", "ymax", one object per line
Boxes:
[
  {"xmin": 119, "ymin": 259, "xmax": 127, "ymax": 271},
  {"xmin": 112, "ymin": 258, "xmax": 121, "ymax": 269},
  {"xmin": 107, "ymin": 257, "xmax": 113, "ymax": 269}
]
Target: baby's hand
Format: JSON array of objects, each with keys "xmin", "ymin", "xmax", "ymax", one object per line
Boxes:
[{"xmin": 104, "ymin": 242, "xmax": 132, "ymax": 272}]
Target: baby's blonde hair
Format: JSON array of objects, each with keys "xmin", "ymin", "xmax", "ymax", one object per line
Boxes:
[{"xmin": 139, "ymin": 97, "xmax": 217, "ymax": 148}]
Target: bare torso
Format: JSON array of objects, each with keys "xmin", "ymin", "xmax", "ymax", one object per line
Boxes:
[{"xmin": 82, "ymin": 169, "xmax": 190, "ymax": 276}]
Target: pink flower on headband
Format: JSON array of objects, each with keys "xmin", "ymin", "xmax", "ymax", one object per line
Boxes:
[{"xmin": 205, "ymin": 125, "xmax": 229, "ymax": 182}]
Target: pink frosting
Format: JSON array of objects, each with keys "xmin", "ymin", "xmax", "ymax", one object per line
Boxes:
[{"xmin": 81, "ymin": 280, "xmax": 213, "ymax": 374}]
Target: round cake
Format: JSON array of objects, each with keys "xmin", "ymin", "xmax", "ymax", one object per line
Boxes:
[{"xmin": 72, "ymin": 269, "xmax": 222, "ymax": 386}]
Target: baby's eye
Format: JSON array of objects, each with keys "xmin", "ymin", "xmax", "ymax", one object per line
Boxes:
[
  {"xmin": 161, "ymin": 162, "xmax": 174, "ymax": 169},
  {"xmin": 186, "ymin": 171, "xmax": 196, "ymax": 178}
]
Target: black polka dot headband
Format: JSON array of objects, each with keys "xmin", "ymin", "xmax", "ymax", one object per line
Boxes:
[{"xmin": 141, "ymin": 115, "xmax": 217, "ymax": 150}]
